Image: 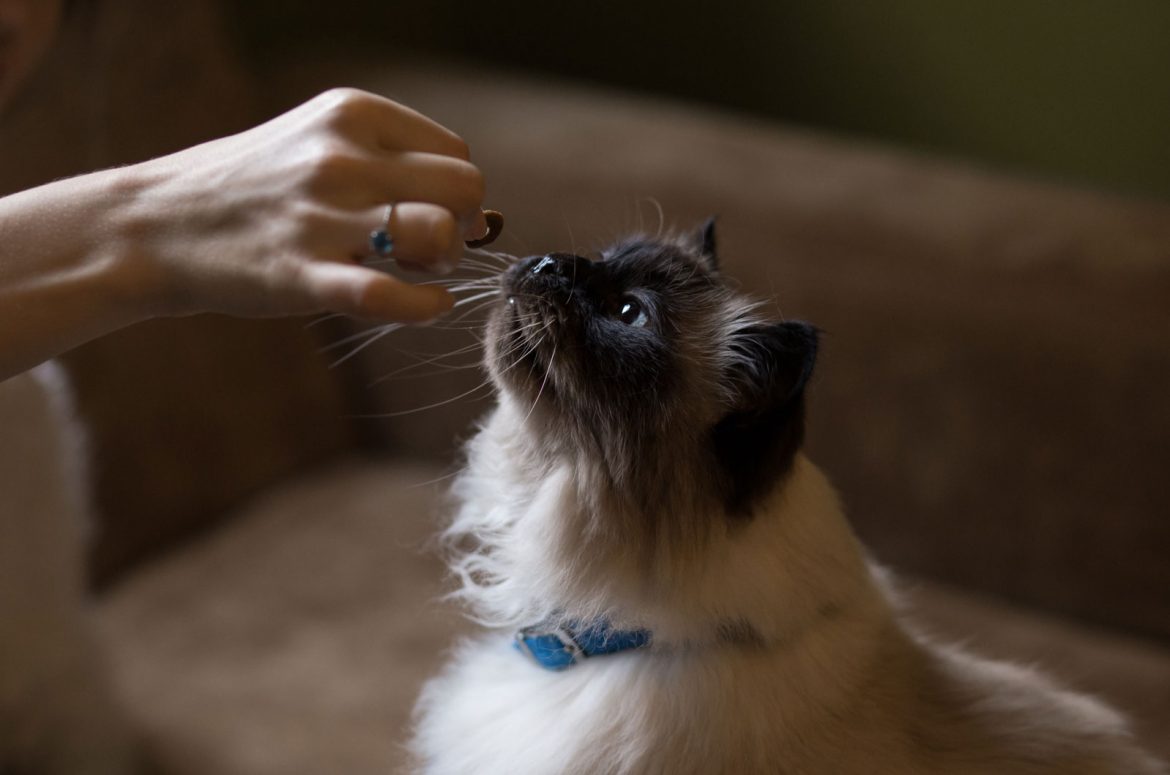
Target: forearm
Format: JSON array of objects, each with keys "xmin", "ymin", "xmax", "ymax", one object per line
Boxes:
[
  {"xmin": 0, "ymin": 90, "xmax": 485, "ymax": 383},
  {"xmin": 0, "ymin": 168, "xmax": 153, "ymax": 381}
]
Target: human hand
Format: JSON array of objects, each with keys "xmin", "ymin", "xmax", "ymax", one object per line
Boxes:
[{"xmin": 114, "ymin": 88, "xmax": 487, "ymax": 322}]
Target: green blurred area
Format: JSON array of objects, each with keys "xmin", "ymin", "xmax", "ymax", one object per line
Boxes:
[{"xmin": 233, "ymin": 1, "xmax": 1170, "ymax": 200}]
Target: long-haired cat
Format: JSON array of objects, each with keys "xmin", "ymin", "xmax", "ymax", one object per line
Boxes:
[{"xmin": 409, "ymin": 223, "xmax": 1164, "ymax": 774}]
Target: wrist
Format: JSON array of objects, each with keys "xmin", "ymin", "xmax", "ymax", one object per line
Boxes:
[
  {"xmin": 98, "ymin": 161, "xmax": 182, "ymax": 321},
  {"xmin": 0, "ymin": 166, "xmax": 164, "ymax": 379}
]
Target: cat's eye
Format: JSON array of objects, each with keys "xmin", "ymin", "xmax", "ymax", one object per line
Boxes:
[{"xmin": 617, "ymin": 297, "xmax": 649, "ymax": 327}]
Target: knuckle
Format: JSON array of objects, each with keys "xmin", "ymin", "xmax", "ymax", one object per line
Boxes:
[
  {"xmin": 315, "ymin": 87, "xmax": 372, "ymax": 130},
  {"xmin": 288, "ymin": 202, "xmax": 332, "ymax": 242},
  {"xmin": 318, "ymin": 86, "xmax": 366, "ymax": 110},
  {"xmin": 303, "ymin": 144, "xmax": 360, "ymax": 185}
]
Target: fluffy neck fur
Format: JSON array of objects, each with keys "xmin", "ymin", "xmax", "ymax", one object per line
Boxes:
[
  {"xmin": 444, "ymin": 395, "xmax": 891, "ymax": 647},
  {"xmin": 416, "ymin": 231, "xmax": 1163, "ymax": 775}
]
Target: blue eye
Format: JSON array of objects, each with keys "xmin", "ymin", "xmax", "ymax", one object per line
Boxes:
[{"xmin": 618, "ymin": 296, "xmax": 648, "ymax": 327}]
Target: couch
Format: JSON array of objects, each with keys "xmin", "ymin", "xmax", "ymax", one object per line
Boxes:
[{"xmin": 2, "ymin": 7, "xmax": 1168, "ymax": 772}]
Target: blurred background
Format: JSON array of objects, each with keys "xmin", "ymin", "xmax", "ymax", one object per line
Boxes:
[
  {"xmin": 229, "ymin": 0, "xmax": 1170, "ymax": 200},
  {"xmin": 1, "ymin": 1, "xmax": 1168, "ymax": 772}
]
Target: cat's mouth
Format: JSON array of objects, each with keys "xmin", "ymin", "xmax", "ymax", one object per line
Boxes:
[
  {"xmin": 503, "ymin": 293, "xmax": 560, "ymax": 376},
  {"xmin": 492, "ymin": 252, "xmax": 595, "ymax": 400},
  {"xmin": 482, "ymin": 294, "xmax": 554, "ymax": 405}
]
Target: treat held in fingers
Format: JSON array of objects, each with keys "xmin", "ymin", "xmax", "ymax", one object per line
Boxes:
[{"xmin": 465, "ymin": 209, "xmax": 504, "ymax": 248}]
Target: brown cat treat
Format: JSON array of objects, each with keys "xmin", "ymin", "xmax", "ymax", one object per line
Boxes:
[{"xmin": 465, "ymin": 209, "xmax": 504, "ymax": 249}]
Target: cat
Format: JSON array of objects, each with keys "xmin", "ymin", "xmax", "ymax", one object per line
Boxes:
[
  {"xmin": 408, "ymin": 222, "xmax": 1165, "ymax": 774},
  {"xmin": 0, "ymin": 365, "xmax": 137, "ymax": 775}
]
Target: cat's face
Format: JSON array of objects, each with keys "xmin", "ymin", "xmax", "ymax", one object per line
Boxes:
[{"xmin": 484, "ymin": 222, "xmax": 817, "ymax": 516}]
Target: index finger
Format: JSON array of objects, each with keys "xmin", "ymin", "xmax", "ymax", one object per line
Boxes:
[{"xmin": 358, "ymin": 92, "xmax": 471, "ymax": 160}]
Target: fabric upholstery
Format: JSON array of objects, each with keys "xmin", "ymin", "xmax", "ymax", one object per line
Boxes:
[
  {"xmin": 97, "ymin": 461, "xmax": 1170, "ymax": 773},
  {"xmin": 265, "ymin": 59, "xmax": 1170, "ymax": 641}
]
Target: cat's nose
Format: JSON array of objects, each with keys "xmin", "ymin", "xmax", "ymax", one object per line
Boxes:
[{"xmin": 527, "ymin": 252, "xmax": 592, "ymax": 281}]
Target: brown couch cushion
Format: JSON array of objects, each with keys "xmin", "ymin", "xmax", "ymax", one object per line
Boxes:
[
  {"xmin": 97, "ymin": 460, "xmax": 1170, "ymax": 774},
  {"xmin": 66, "ymin": 316, "xmax": 357, "ymax": 587},
  {"xmin": 98, "ymin": 460, "xmax": 463, "ymax": 775},
  {"xmin": 264, "ymin": 58, "xmax": 1170, "ymax": 643}
]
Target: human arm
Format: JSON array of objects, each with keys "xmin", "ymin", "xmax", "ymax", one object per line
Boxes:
[{"xmin": 0, "ymin": 88, "xmax": 487, "ymax": 382}]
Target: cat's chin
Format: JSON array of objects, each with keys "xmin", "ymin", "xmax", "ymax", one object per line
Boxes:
[
  {"xmin": 487, "ymin": 298, "xmax": 563, "ymax": 405},
  {"xmin": 497, "ymin": 356, "xmax": 557, "ymax": 412}
]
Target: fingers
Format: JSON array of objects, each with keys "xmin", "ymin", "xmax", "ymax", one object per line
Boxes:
[
  {"xmin": 311, "ymin": 149, "xmax": 485, "ymax": 217},
  {"xmin": 365, "ymin": 98, "xmax": 470, "ymax": 160},
  {"xmin": 289, "ymin": 90, "xmax": 493, "ymax": 305},
  {"xmin": 304, "ymin": 152, "xmax": 487, "ymax": 261},
  {"xmin": 382, "ymin": 152, "xmax": 485, "ymax": 215},
  {"xmin": 342, "ymin": 202, "xmax": 464, "ymax": 271},
  {"xmin": 310, "ymin": 88, "xmax": 471, "ymax": 161},
  {"xmin": 298, "ymin": 261, "xmax": 454, "ymax": 322},
  {"xmin": 298, "ymin": 91, "xmax": 488, "ymax": 246}
]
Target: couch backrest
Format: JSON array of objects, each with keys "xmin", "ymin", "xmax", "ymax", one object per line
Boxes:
[{"xmin": 297, "ymin": 61, "xmax": 1170, "ymax": 643}]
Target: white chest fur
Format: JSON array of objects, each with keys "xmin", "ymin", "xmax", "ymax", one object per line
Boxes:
[{"xmin": 409, "ymin": 404, "xmax": 1163, "ymax": 775}]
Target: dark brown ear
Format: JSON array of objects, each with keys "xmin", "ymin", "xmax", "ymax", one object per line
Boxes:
[
  {"xmin": 696, "ymin": 216, "xmax": 718, "ymax": 271},
  {"xmin": 711, "ymin": 321, "xmax": 819, "ymax": 515}
]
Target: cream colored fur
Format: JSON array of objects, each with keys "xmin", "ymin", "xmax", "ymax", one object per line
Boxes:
[
  {"xmin": 410, "ymin": 397, "xmax": 1165, "ymax": 774},
  {"xmin": 0, "ymin": 368, "xmax": 136, "ymax": 775}
]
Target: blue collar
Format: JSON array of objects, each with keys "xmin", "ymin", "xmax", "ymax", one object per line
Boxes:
[{"xmin": 514, "ymin": 619, "xmax": 652, "ymax": 671}]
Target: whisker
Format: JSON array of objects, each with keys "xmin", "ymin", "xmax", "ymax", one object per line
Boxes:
[
  {"xmin": 467, "ymin": 246, "xmax": 521, "ymax": 265},
  {"xmin": 413, "ymin": 322, "xmax": 497, "ymax": 331},
  {"xmin": 421, "ymin": 274, "xmax": 499, "ymax": 287},
  {"xmin": 328, "ymin": 323, "xmax": 403, "ymax": 367},
  {"xmin": 451, "ymin": 290, "xmax": 501, "ymax": 308},
  {"xmin": 341, "ymin": 309, "xmax": 542, "ymax": 391},
  {"xmin": 422, "ymin": 283, "xmax": 498, "ymax": 294},
  {"xmin": 321, "ymin": 291, "xmax": 493, "ymax": 358},
  {"xmin": 458, "ymin": 257, "xmax": 509, "ymax": 271},
  {"xmin": 407, "ymin": 466, "xmax": 467, "ymax": 490},
  {"xmin": 465, "ymin": 245, "xmax": 515, "ymax": 261},
  {"xmin": 360, "ymin": 257, "xmax": 502, "ymax": 275},
  {"xmin": 562, "ymin": 211, "xmax": 579, "ymax": 257},
  {"xmin": 369, "ymin": 341, "xmax": 486, "ymax": 386},
  {"xmin": 644, "ymin": 196, "xmax": 665, "ymax": 238},
  {"xmin": 495, "ymin": 326, "xmax": 545, "ymax": 359},
  {"xmin": 503, "ymin": 335, "xmax": 545, "ymax": 377},
  {"xmin": 348, "ymin": 377, "xmax": 496, "ymax": 418},
  {"xmin": 522, "ymin": 340, "xmax": 556, "ymax": 425},
  {"xmin": 448, "ymin": 298, "xmax": 502, "ymax": 325},
  {"xmin": 305, "ymin": 312, "xmax": 347, "ymax": 329},
  {"xmin": 370, "ymin": 361, "xmax": 486, "ymax": 383},
  {"xmin": 320, "ymin": 322, "xmax": 398, "ymax": 353},
  {"xmin": 459, "ymin": 270, "xmax": 504, "ymax": 281}
]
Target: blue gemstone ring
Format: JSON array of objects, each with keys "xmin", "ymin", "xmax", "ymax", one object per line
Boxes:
[{"xmin": 368, "ymin": 203, "xmax": 396, "ymax": 259}]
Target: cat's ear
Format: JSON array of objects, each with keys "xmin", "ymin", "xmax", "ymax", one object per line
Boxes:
[
  {"xmin": 694, "ymin": 216, "xmax": 718, "ymax": 272},
  {"xmin": 712, "ymin": 321, "xmax": 819, "ymax": 514},
  {"xmin": 724, "ymin": 320, "xmax": 818, "ymax": 415}
]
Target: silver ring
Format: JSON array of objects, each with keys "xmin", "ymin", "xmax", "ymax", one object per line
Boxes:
[{"xmin": 368, "ymin": 203, "xmax": 395, "ymax": 258}]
